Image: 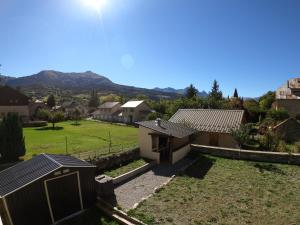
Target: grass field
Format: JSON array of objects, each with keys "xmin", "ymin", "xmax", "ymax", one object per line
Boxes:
[
  {"xmin": 104, "ymin": 159, "xmax": 148, "ymax": 178},
  {"xmin": 129, "ymin": 154, "xmax": 300, "ymax": 225},
  {"xmin": 23, "ymin": 120, "xmax": 138, "ymax": 159}
]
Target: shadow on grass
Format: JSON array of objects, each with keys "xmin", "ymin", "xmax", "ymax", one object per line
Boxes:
[
  {"xmin": 254, "ymin": 163, "xmax": 286, "ymax": 175},
  {"xmin": 34, "ymin": 126, "xmax": 64, "ymax": 131},
  {"xmin": 183, "ymin": 155, "xmax": 216, "ymax": 179},
  {"xmin": 70, "ymin": 123, "xmax": 81, "ymax": 126}
]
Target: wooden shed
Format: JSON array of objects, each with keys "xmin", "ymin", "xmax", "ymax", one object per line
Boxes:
[{"xmin": 0, "ymin": 154, "xmax": 96, "ymax": 225}]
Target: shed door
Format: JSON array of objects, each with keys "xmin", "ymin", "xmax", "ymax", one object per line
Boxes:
[
  {"xmin": 46, "ymin": 173, "xmax": 83, "ymax": 222},
  {"xmin": 209, "ymin": 133, "xmax": 219, "ymax": 146}
]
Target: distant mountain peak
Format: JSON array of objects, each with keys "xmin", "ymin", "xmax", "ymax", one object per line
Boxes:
[
  {"xmin": 1, "ymin": 70, "xmax": 180, "ymax": 99},
  {"xmin": 153, "ymin": 86, "xmax": 208, "ymax": 97}
]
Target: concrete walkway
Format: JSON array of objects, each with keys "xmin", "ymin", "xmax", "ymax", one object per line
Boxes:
[{"xmin": 114, "ymin": 158, "xmax": 194, "ymax": 211}]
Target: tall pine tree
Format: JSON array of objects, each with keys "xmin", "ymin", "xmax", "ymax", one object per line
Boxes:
[
  {"xmin": 185, "ymin": 84, "xmax": 198, "ymax": 99},
  {"xmin": 233, "ymin": 88, "xmax": 239, "ymax": 98},
  {"xmin": 47, "ymin": 94, "xmax": 56, "ymax": 108},
  {"xmin": 88, "ymin": 89, "xmax": 100, "ymax": 108},
  {"xmin": 0, "ymin": 113, "xmax": 26, "ymax": 162},
  {"xmin": 209, "ymin": 80, "xmax": 223, "ymax": 101}
]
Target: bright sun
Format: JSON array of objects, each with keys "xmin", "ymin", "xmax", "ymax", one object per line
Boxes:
[{"xmin": 81, "ymin": 0, "xmax": 107, "ymax": 12}]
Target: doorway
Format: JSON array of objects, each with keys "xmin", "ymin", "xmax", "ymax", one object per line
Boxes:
[
  {"xmin": 159, "ymin": 136, "xmax": 170, "ymax": 163},
  {"xmin": 45, "ymin": 172, "xmax": 83, "ymax": 223},
  {"xmin": 209, "ymin": 133, "xmax": 219, "ymax": 146}
]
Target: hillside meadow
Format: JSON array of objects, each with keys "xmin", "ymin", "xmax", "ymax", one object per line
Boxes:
[
  {"xmin": 129, "ymin": 154, "xmax": 300, "ymax": 225},
  {"xmin": 23, "ymin": 120, "xmax": 138, "ymax": 159}
]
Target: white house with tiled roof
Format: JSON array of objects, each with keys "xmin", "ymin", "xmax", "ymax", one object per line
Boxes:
[
  {"xmin": 170, "ymin": 109, "xmax": 246, "ymax": 148},
  {"xmin": 121, "ymin": 100, "xmax": 151, "ymax": 124}
]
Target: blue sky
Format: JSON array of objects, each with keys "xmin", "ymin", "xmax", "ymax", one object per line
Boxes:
[{"xmin": 0, "ymin": 0, "xmax": 300, "ymax": 97}]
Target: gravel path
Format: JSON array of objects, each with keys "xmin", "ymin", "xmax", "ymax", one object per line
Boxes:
[{"xmin": 114, "ymin": 158, "xmax": 194, "ymax": 211}]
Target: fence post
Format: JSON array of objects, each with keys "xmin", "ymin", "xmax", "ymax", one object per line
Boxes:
[{"xmin": 65, "ymin": 136, "xmax": 68, "ymax": 155}]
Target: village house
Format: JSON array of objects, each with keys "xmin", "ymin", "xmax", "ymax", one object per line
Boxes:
[
  {"xmin": 137, "ymin": 118, "xmax": 197, "ymax": 164},
  {"xmin": 121, "ymin": 100, "xmax": 151, "ymax": 124},
  {"xmin": 62, "ymin": 101, "xmax": 88, "ymax": 119},
  {"xmin": 0, "ymin": 154, "xmax": 96, "ymax": 225},
  {"xmin": 169, "ymin": 109, "xmax": 246, "ymax": 148},
  {"xmin": 0, "ymin": 86, "xmax": 30, "ymax": 121},
  {"xmin": 92, "ymin": 102, "xmax": 122, "ymax": 122},
  {"xmin": 273, "ymin": 78, "xmax": 300, "ymax": 117}
]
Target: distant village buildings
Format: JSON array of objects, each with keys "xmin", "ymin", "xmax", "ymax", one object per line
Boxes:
[
  {"xmin": 273, "ymin": 78, "xmax": 300, "ymax": 117},
  {"xmin": 121, "ymin": 100, "xmax": 151, "ymax": 123},
  {"xmin": 92, "ymin": 100, "xmax": 152, "ymax": 124}
]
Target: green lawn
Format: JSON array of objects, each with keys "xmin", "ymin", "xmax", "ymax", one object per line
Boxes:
[
  {"xmin": 129, "ymin": 154, "xmax": 300, "ymax": 225},
  {"xmin": 59, "ymin": 207, "xmax": 120, "ymax": 225},
  {"xmin": 104, "ymin": 159, "xmax": 148, "ymax": 178},
  {"xmin": 23, "ymin": 120, "xmax": 138, "ymax": 159}
]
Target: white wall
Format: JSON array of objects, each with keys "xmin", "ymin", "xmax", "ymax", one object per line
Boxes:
[
  {"xmin": 172, "ymin": 144, "xmax": 190, "ymax": 164},
  {"xmin": 138, "ymin": 126, "xmax": 160, "ymax": 163}
]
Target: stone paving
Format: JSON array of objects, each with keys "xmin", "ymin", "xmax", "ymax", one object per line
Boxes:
[{"xmin": 114, "ymin": 158, "xmax": 194, "ymax": 211}]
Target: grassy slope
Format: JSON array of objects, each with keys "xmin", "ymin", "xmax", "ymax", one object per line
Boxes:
[
  {"xmin": 129, "ymin": 155, "xmax": 300, "ymax": 225},
  {"xmin": 23, "ymin": 120, "xmax": 138, "ymax": 158},
  {"xmin": 104, "ymin": 159, "xmax": 147, "ymax": 178}
]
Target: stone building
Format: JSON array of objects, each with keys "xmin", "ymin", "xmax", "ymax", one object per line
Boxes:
[{"xmin": 273, "ymin": 78, "xmax": 300, "ymax": 117}]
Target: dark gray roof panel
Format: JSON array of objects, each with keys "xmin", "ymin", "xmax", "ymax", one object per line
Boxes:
[
  {"xmin": 45, "ymin": 154, "xmax": 95, "ymax": 167},
  {"xmin": 136, "ymin": 120, "xmax": 197, "ymax": 138},
  {"xmin": 0, "ymin": 154, "xmax": 94, "ymax": 197},
  {"xmin": 0, "ymin": 155, "xmax": 60, "ymax": 197},
  {"xmin": 169, "ymin": 109, "xmax": 245, "ymax": 133}
]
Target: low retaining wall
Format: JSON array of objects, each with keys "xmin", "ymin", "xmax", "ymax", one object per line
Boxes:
[
  {"xmin": 113, "ymin": 161, "xmax": 156, "ymax": 185},
  {"xmin": 191, "ymin": 144, "xmax": 300, "ymax": 165},
  {"xmin": 88, "ymin": 148, "xmax": 140, "ymax": 173}
]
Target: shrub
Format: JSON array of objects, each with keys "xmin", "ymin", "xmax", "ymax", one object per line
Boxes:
[
  {"xmin": 260, "ymin": 130, "xmax": 280, "ymax": 151},
  {"xmin": 276, "ymin": 140, "xmax": 288, "ymax": 152},
  {"xmin": 22, "ymin": 121, "xmax": 48, "ymax": 127},
  {"xmin": 230, "ymin": 124, "xmax": 252, "ymax": 148},
  {"xmin": 266, "ymin": 109, "xmax": 289, "ymax": 122}
]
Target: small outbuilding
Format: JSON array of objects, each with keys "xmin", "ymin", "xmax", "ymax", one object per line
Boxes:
[
  {"xmin": 169, "ymin": 109, "xmax": 246, "ymax": 148},
  {"xmin": 137, "ymin": 119, "xmax": 197, "ymax": 164},
  {"xmin": 0, "ymin": 154, "xmax": 96, "ymax": 225}
]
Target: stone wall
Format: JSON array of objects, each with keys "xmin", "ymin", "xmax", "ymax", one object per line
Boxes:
[
  {"xmin": 191, "ymin": 144, "xmax": 300, "ymax": 165},
  {"xmin": 274, "ymin": 99, "xmax": 300, "ymax": 117},
  {"xmin": 88, "ymin": 148, "xmax": 140, "ymax": 174}
]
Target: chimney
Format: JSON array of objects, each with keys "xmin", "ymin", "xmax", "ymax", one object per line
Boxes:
[{"xmin": 155, "ymin": 118, "xmax": 161, "ymax": 127}]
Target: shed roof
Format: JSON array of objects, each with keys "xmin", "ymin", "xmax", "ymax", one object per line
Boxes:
[
  {"xmin": 0, "ymin": 154, "xmax": 95, "ymax": 197},
  {"xmin": 136, "ymin": 120, "xmax": 197, "ymax": 138},
  {"xmin": 121, "ymin": 100, "xmax": 144, "ymax": 108},
  {"xmin": 169, "ymin": 109, "xmax": 245, "ymax": 133},
  {"xmin": 98, "ymin": 102, "xmax": 120, "ymax": 109}
]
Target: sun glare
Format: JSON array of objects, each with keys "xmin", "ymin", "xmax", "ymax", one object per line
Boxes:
[{"xmin": 81, "ymin": 0, "xmax": 107, "ymax": 12}]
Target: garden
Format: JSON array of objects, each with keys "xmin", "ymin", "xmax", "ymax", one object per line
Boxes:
[{"xmin": 129, "ymin": 153, "xmax": 300, "ymax": 225}]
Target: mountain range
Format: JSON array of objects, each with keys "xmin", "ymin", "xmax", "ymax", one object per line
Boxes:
[
  {"xmin": 153, "ymin": 87, "xmax": 208, "ymax": 97},
  {"xmin": 0, "ymin": 70, "xmax": 204, "ymax": 99}
]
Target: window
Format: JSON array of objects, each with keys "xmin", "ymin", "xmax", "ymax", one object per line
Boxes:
[{"xmin": 130, "ymin": 109, "xmax": 134, "ymax": 113}]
